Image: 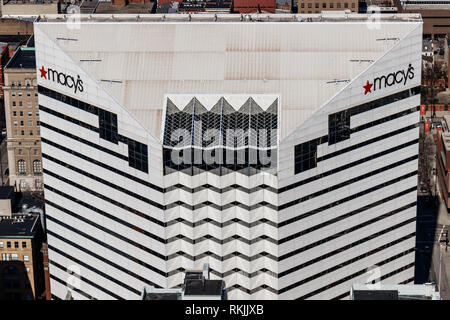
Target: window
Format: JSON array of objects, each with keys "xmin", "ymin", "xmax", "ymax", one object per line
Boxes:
[
  {"xmin": 36, "ymin": 121, "xmax": 40, "ymax": 126},
  {"xmin": 14, "ymin": 242, "xmax": 18, "ymax": 249},
  {"xmin": 29, "ymin": 130, "xmax": 33, "ymax": 136},
  {"xmin": 12, "ymin": 101, "xmax": 16, "ymax": 107},
  {"xmin": 328, "ymin": 111, "xmax": 351, "ymax": 145},
  {"xmin": 6, "ymin": 242, "xmax": 11, "ymax": 248},
  {"xmin": 27, "ymin": 102, "xmax": 32, "ymax": 108},
  {"xmin": 0, "ymin": 242, "xmax": 3, "ymax": 248},
  {"xmin": 36, "ymin": 111, "xmax": 39, "ymax": 117},
  {"xmin": 294, "ymin": 140, "xmax": 318, "ymax": 174},
  {"xmin": 14, "ymin": 130, "xmax": 17, "ymax": 136},
  {"xmin": 20, "ymin": 111, "xmax": 23, "ymax": 117},
  {"xmin": 13, "ymin": 111, "xmax": 17, "ymax": 116},
  {"xmin": 36, "ymin": 130, "xmax": 40, "ymax": 136},
  {"xmin": 351, "ymin": 2, "xmax": 355, "ymax": 7},
  {"xmin": 2, "ymin": 253, "xmax": 10, "ymax": 261},
  {"xmin": 22, "ymin": 242, "xmax": 26, "ymax": 248},
  {"xmin": 11, "ymin": 92, "xmax": 15, "ymax": 97},
  {"xmin": 18, "ymin": 149, "xmax": 23, "ymax": 155},
  {"xmin": 34, "ymin": 92, "xmax": 38, "ymax": 97},
  {"xmin": 28, "ymin": 120, "xmax": 33, "ymax": 126},
  {"xmin": 11, "ymin": 253, "xmax": 18, "ymax": 261},
  {"xmin": 28, "ymin": 111, "xmax": 32, "ymax": 117},
  {"xmin": 99, "ymin": 109, "xmax": 118, "ymax": 144},
  {"xmin": 301, "ymin": 2, "xmax": 305, "ymax": 7},
  {"xmin": 330, "ymin": 2, "xmax": 334, "ymax": 7},
  {"xmin": 18, "ymin": 160, "xmax": 26, "ymax": 175},
  {"xmin": 322, "ymin": 2, "xmax": 326, "ymax": 7},
  {"xmin": 128, "ymin": 140, "xmax": 148, "ymax": 173},
  {"xmin": 26, "ymin": 268, "xmax": 30, "ymax": 273},
  {"xmin": 344, "ymin": 2, "xmax": 348, "ymax": 7},
  {"xmin": 337, "ymin": 2, "xmax": 341, "ymax": 7},
  {"xmin": 26, "ymin": 79, "xmax": 31, "ymax": 87},
  {"xmin": 20, "ymin": 180, "xmax": 27, "ymax": 189},
  {"xmin": 27, "ymin": 92, "xmax": 31, "ymax": 97},
  {"xmin": 33, "ymin": 149, "xmax": 39, "ymax": 155},
  {"xmin": 35, "ymin": 179, "xmax": 42, "ymax": 189},
  {"xmin": 20, "ymin": 121, "xmax": 24, "ymax": 126},
  {"xmin": 18, "ymin": 92, "xmax": 22, "ymax": 97},
  {"xmin": 23, "ymin": 255, "xmax": 29, "ymax": 262},
  {"xmin": 315, "ymin": 2, "xmax": 319, "ymax": 7},
  {"xmin": 308, "ymin": 3, "xmax": 312, "ymax": 7},
  {"xmin": 13, "ymin": 121, "xmax": 18, "ymax": 127},
  {"xmin": 33, "ymin": 160, "xmax": 42, "ymax": 175},
  {"xmin": 21, "ymin": 130, "xmax": 24, "ymax": 136},
  {"xmin": 18, "ymin": 101, "xmax": 22, "ymax": 107}
]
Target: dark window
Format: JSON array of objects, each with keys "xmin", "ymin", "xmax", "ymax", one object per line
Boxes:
[
  {"xmin": 7, "ymin": 241, "xmax": 11, "ymax": 248},
  {"xmin": 294, "ymin": 140, "xmax": 318, "ymax": 174},
  {"xmin": 22, "ymin": 242, "xmax": 26, "ymax": 248},
  {"xmin": 98, "ymin": 109, "xmax": 118, "ymax": 144},
  {"xmin": 328, "ymin": 111, "xmax": 351, "ymax": 145},
  {"xmin": 128, "ymin": 140, "xmax": 148, "ymax": 173},
  {"xmin": 14, "ymin": 242, "xmax": 19, "ymax": 248}
]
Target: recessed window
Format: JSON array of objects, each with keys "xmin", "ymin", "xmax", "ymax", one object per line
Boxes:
[
  {"xmin": 23, "ymin": 255, "xmax": 29, "ymax": 262},
  {"xmin": 33, "ymin": 160, "xmax": 42, "ymax": 175},
  {"xmin": 0, "ymin": 242, "xmax": 3, "ymax": 248},
  {"xmin": 7, "ymin": 242, "xmax": 11, "ymax": 248},
  {"xmin": 11, "ymin": 253, "xmax": 18, "ymax": 261},
  {"xmin": 14, "ymin": 242, "xmax": 18, "ymax": 248},
  {"xmin": 19, "ymin": 111, "xmax": 23, "ymax": 117},
  {"xmin": 18, "ymin": 92, "xmax": 22, "ymax": 97},
  {"xmin": 294, "ymin": 140, "xmax": 318, "ymax": 174},
  {"xmin": 28, "ymin": 111, "xmax": 32, "ymax": 117},
  {"xmin": 18, "ymin": 160, "xmax": 26, "ymax": 175},
  {"xmin": 11, "ymin": 92, "xmax": 15, "ymax": 97},
  {"xmin": 12, "ymin": 101, "xmax": 16, "ymax": 107},
  {"xmin": 22, "ymin": 242, "xmax": 26, "ymax": 248},
  {"xmin": 28, "ymin": 121, "xmax": 33, "ymax": 126}
]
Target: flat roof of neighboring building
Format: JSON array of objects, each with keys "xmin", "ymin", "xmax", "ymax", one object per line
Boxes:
[
  {"xmin": 0, "ymin": 187, "xmax": 14, "ymax": 200},
  {"xmin": 0, "ymin": 214, "xmax": 39, "ymax": 238},
  {"xmin": 184, "ymin": 279, "xmax": 224, "ymax": 296},
  {"xmin": 19, "ymin": 12, "xmax": 423, "ymax": 23},
  {"xmin": 94, "ymin": 2, "xmax": 154, "ymax": 14},
  {"xmin": 352, "ymin": 283, "xmax": 441, "ymax": 300},
  {"xmin": 5, "ymin": 46, "xmax": 35, "ymax": 69}
]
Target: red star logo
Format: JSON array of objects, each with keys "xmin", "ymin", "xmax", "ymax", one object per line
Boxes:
[
  {"xmin": 39, "ymin": 66, "xmax": 47, "ymax": 79},
  {"xmin": 363, "ymin": 80, "xmax": 373, "ymax": 95}
]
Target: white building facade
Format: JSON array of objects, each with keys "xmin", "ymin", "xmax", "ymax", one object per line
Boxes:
[{"xmin": 33, "ymin": 14, "xmax": 422, "ymax": 300}]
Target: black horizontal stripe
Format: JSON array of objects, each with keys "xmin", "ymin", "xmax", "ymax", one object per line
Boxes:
[
  {"xmin": 279, "ymin": 189, "xmax": 417, "ymax": 245},
  {"xmin": 317, "ymin": 123, "xmax": 419, "ymax": 162},
  {"xmin": 279, "ymin": 206, "xmax": 416, "ymax": 277},
  {"xmin": 48, "ymin": 258, "xmax": 127, "ymax": 300},
  {"xmin": 292, "ymin": 247, "xmax": 416, "ymax": 299},
  {"xmin": 279, "ymin": 170, "xmax": 417, "ymax": 227},
  {"xmin": 279, "ymin": 136, "xmax": 418, "ymax": 194},
  {"xmin": 40, "ymin": 121, "xmax": 127, "ymax": 161},
  {"xmin": 46, "ymin": 218, "xmax": 167, "ymax": 278},
  {"xmin": 279, "ymin": 155, "xmax": 418, "ymax": 211},
  {"xmin": 44, "ymin": 184, "xmax": 166, "ymax": 243},
  {"xmin": 49, "ymin": 273, "xmax": 97, "ymax": 300},
  {"xmin": 330, "ymin": 266, "xmax": 415, "ymax": 300}
]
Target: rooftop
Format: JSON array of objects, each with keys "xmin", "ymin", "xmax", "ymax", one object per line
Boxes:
[
  {"xmin": 5, "ymin": 46, "xmax": 35, "ymax": 69},
  {"xmin": 0, "ymin": 214, "xmax": 39, "ymax": 239},
  {"xmin": 13, "ymin": 12, "xmax": 423, "ymax": 23},
  {"xmin": 184, "ymin": 278, "xmax": 224, "ymax": 296},
  {"xmin": 94, "ymin": 2, "xmax": 154, "ymax": 14},
  {"xmin": 351, "ymin": 283, "xmax": 441, "ymax": 300},
  {"xmin": 0, "ymin": 187, "xmax": 14, "ymax": 200}
]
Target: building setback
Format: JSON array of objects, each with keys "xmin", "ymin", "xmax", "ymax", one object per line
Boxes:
[{"xmin": 34, "ymin": 13, "xmax": 422, "ymax": 300}]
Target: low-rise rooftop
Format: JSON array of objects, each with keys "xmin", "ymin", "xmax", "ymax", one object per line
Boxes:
[
  {"xmin": 5, "ymin": 46, "xmax": 35, "ymax": 69},
  {"xmin": 0, "ymin": 214, "xmax": 39, "ymax": 238},
  {"xmin": 3, "ymin": 12, "xmax": 423, "ymax": 23}
]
